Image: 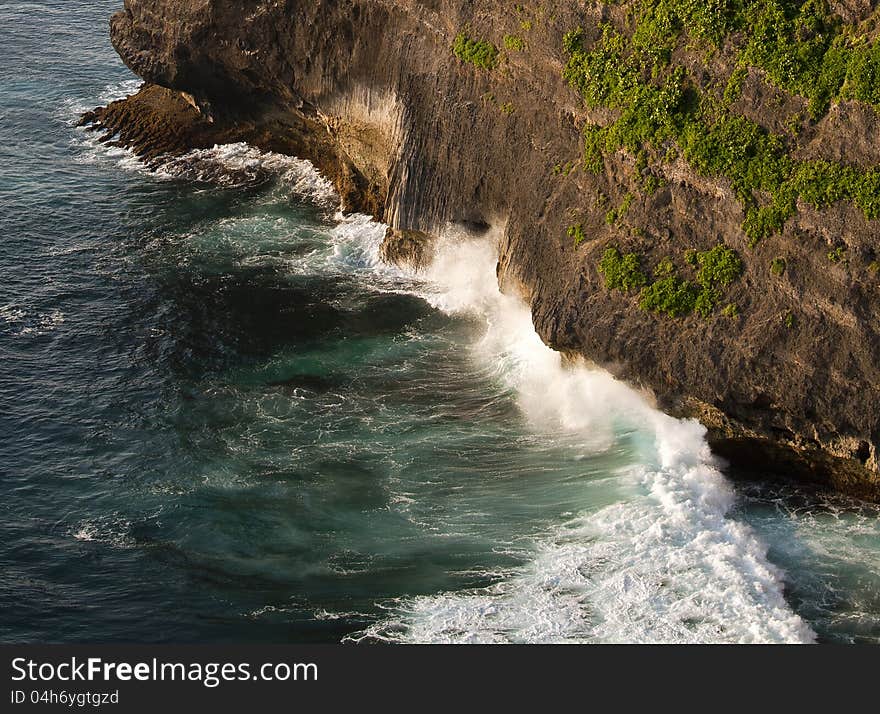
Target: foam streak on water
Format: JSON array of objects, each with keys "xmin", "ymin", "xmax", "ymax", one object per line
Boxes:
[{"xmin": 355, "ymin": 235, "xmax": 815, "ymax": 644}]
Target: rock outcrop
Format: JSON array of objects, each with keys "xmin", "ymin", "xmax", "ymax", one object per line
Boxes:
[{"xmin": 87, "ymin": 0, "xmax": 880, "ymax": 499}]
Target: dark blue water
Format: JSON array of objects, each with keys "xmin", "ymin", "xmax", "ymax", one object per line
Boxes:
[{"xmin": 2, "ymin": 1, "xmax": 879, "ymax": 644}]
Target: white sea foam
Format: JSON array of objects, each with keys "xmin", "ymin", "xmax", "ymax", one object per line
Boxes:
[
  {"xmin": 97, "ymin": 79, "xmax": 144, "ymax": 107},
  {"xmin": 60, "ymin": 78, "xmax": 144, "ymax": 126},
  {"xmin": 348, "ymin": 232, "xmax": 815, "ymax": 644},
  {"xmin": 0, "ymin": 304, "xmax": 65, "ymax": 337},
  {"xmin": 70, "ymin": 515, "xmax": 134, "ymax": 549},
  {"xmin": 64, "ymin": 79, "xmax": 150, "ymax": 172},
  {"xmin": 154, "ymin": 143, "xmax": 339, "ymax": 204},
  {"xmin": 325, "ymin": 212, "xmax": 412, "ymax": 288},
  {"xmin": 0, "ymin": 304, "xmax": 27, "ymax": 324},
  {"xmin": 313, "ymin": 609, "xmax": 367, "ymax": 621},
  {"xmin": 246, "ymin": 604, "xmax": 300, "ymax": 619}
]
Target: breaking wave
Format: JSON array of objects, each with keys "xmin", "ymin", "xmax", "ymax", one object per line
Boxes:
[{"xmin": 349, "ymin": 236, "xmax": 815, "ymax": 644}]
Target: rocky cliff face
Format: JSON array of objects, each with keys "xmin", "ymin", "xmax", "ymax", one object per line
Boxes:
[{"xmin": 90, "ymin": 0, "xmax": 880, "ymax": 498}]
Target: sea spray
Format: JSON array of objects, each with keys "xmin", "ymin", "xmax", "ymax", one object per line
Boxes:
[{"xmin": 354, "ymin": 231, "xmax": 816, "ymax": 643}]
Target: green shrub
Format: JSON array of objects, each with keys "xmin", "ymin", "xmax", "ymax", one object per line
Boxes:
[
  {"xmin": 639, "ymin": 274, "xmax": 699, "ymax": 316},
  {"xmin": 856, "ymin": 169, "xmax": 880, "ymax": 220},
  {"xmin": 568, "ymin": 224, "xmax": 587, "ymax": 248},
  {"xmin": 770, "ymin": 257, "xmax": 786, "ymax": 276},
  {"xmin": 741, "ymin": 0, "xmax": 846, "ymax": 119},
  {"xmin": 562, "ymin": 28, "xmax": 584, "ymax": 55},
  {"xmin": 680, "ymin": 111, "xmax": 790, "ymax": 203},
  {"xmin": 723, "ymin": 64, "xmax": 748, "ymax": 106},
  {"xmin": 582, "ymin": 124, "xmax": 607, "ymax": 173},
  {"xmin": 453, "ymin": 32, "xmax": 499, "ymax": 70},
  {"xmin": 653, "ymin": 256, "xmax": 676, "ymax": 277},
  {"xmin": 792, "ymin": 160, "xmax": 860, "ymax": 209},
  {"xmin": 845, "ymin": 39, "xmax": 880, "ymax": 105},
  {"xmin": 742, "ymin": 193, "xmax": 796, "ymax": 245},
  {"xmin": 597, "ymin": 242, "xmax": 743, "ymax": 318},
  {"xmin": 786, "ymin": 112, "xmax": 804, "ymax": 137},
  {"xmin": 606, "ymin": 193, "xmax": 635, "ymax": 224},
  {"xmin": 598, "ymin": 247, "xmax": 649, "ymax": 291},
  {"xmin": 696, "ymin": 244, "xmax": 744, "ymax": 289},
  {"xmin": 828, "ymin": 245, "xmax": 846, "ymax": 262},
  {"xmin": 504, "ymin": 35, "xmax": 526, "ymax": 52},
  {"xmin": 642, "ymin": 174, "xmax": 665, "ymax": 194},
  {"xmin": 628, "ymin": 246, "xmax": 743, "ymax": 318}
]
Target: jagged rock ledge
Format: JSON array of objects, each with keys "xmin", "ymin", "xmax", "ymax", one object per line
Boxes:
[
  {"xmin": 80, "ymin": 83, "xmax": 387, "ymax": 218},
  {"xmin": 84, "ymin": 1, "xmax": 880, "ymax": 500}
]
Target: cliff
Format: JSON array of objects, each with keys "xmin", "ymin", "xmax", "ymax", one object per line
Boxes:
[{"xmin": 86, "ymin": 0, "xmax": 880, "ymax": 498}]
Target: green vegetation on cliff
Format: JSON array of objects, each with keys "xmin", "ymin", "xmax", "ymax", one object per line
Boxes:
[
  {"xmin": 605, "ymin": 192, "xmax": 634, "ymax": 225},
  {"xmin": 770, "ymin": 256, "xmax": 787, "ymax": 275},
  {"xmin": 562, "ymin": 2, "xmax": 880, "ymax": 245},
  {"xmin": 504, "ymin": 34, "xmax": 526, "ymax": 51},
  {"xmin": 598, "ymin": 247, "xmax": 648, "ymax": 291},
  {"xmin": 601, "ymin": 244, "xmax": 744, "ymax": 319},
  {"xmin": 453, "ymin": 32, "xmax": 499, "ymax": 69},
  {"xmin": 587, "ymin": 0, "xmax": 880, "ymax": 118},
  {"xmin": 568, "ymin": 223, "xmax": 587, "ymax": 247}
]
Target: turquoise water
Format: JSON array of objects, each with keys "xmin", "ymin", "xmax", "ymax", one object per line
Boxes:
[{"xmin": 1, "ymin": 1, "xmax": 879, "ymax": 644}]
